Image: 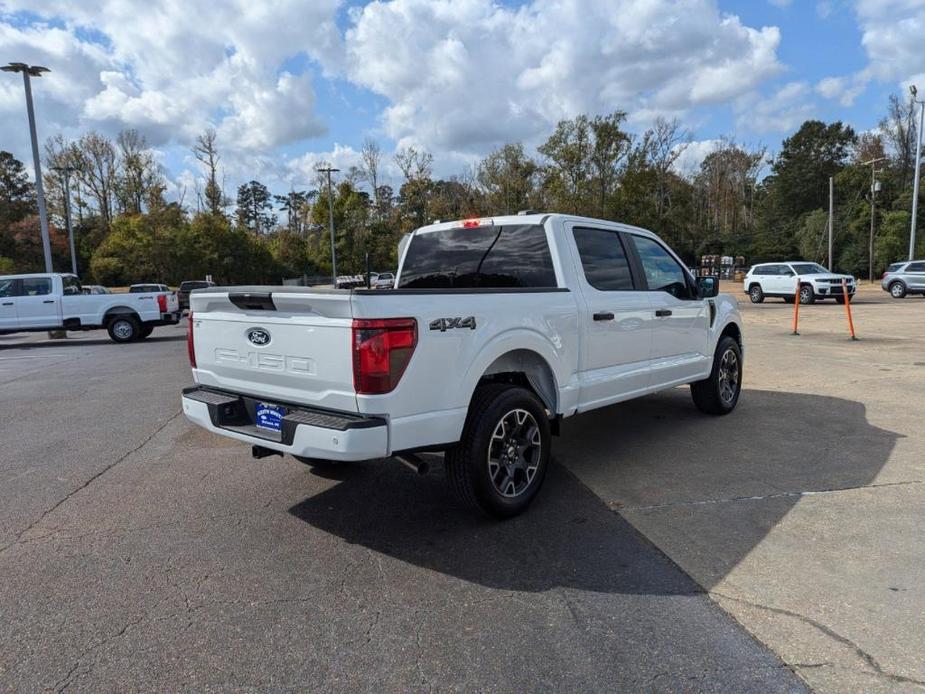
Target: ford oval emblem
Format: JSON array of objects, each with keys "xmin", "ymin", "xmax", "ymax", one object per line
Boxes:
[{"xmin": 247, "ymin": 328, "xmax": 271, "ymax": 346}]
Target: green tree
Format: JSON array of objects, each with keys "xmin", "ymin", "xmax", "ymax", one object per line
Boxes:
[
  {"xmin": 236, "ymin": 180, "xmax": 276, "ymax": 234},
  {"xmin": 477, "ymin": 143, "xmax": 539, "ymax": 215},
  {"xmin": 589, "ymin": 112, "xmax": 632, "ymax": 218},
  {"xmin": 769, "ymin": 120, "xmax": 857, "ymax": 219},
  {"xmin": 274, "ymin": 190, "xmax": 310, "ymax": 233},
  {"xmin": 0, "ymin": 151, "xmax": 35, "ymax": 224},
  {"xmin": 0, "ymin": 151, "xmax": 37, "ymax": 264},
  {"xmin": 538, "ymin": 115, "xmax": 592, "ymax": 214}
]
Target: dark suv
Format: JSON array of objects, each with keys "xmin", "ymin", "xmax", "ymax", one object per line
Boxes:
[{"xmin": 177, "ymin": 280, "xmax": 215, "ymax": 310}]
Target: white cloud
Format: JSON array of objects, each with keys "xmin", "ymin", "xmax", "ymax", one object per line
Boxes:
[
  {"xmin": 673, "ymin": 139, "xmax": 723, "ymax": 176},
  {"xmin": 735, "ymin": 81, "xmax": 817, "ymax": 133},
  {"xmin": 344, "ymin": 0, "xmax": 782, "ymax": 157},
  {"xmin": 855, "ymin": 0, "xmax": 925, "ymax": 86},
  {"xmin": 285, "ymin": 144, "xmax": 365, "ymax": 186},
  {"xmin": 815, "ymin": 75, "xmax": 866, "ymax": 106},
  {"xmin": 1, "ymin": 0, "xmax": 342, "ymax": 158},
  {"xmin": 2, "ymin": 0, "xmax": 788, "ymax": 194},
  {"xmin": 808, "ymin": 1, "xmax": 924, "ymax": 118}
]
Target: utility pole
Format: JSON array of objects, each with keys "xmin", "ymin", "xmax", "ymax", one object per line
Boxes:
[
  {"xmin": 862, "ymin": 157, "xmax": 886, "ymax": 283},
  {"xmin": 2, "ymin": 62, "xmax": 52, "ymax": 272},
  {"xmin": 911, "ymin": 85, "xmax": 925, "ymax": 261},
  {"xmin": 828, "ymin": 176, "xmax": 834, "ymax": 270},
  {"xmin": 317, "ymin": 166, "xmax": 340, "ymax": 286},
  {"xmin": 52, "ymin": 165, "xmax": 78, "ymax": 276}
]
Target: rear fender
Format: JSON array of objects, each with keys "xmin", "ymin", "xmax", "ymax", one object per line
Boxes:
[
  {"xmin": 461, "ymin": 328, "xmax": 571, "ymax": 416},
  {"xmin": 103, "ymin": 306, "xmax": 141, "ymax": 324}
]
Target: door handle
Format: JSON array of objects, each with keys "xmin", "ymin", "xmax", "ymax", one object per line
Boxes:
[
  {"xmin": 593, "ymin": 311, "xmax": 615, "ymax": 321},
  {"xmin": 2, "ymin": 302, "xmax": 12, "ymax": 306},
  {"xmin": 655, "ymin": 309, "xmax": 672, "ymax": 317},
  {"xmin": 43, "ymin": 300, "xmax": 55, "ymax": 304}
]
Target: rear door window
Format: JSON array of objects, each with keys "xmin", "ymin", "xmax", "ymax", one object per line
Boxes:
[
  {"xmin": 398, "ymin": 224, "xmax": 557, "ymax": 289},
  {"xmin": 906, "ymin": 262, "xmax": 925, "ymax": 272},
  {"xmin": 62, "ymin": 275, "xmax": 82, "ymax": 295},
  {"xmin": 20, "ymin": 277, "xmax": 52, "ymax": 296},
  {"xmin": 572, "ymin": 227, "xmax": 635, "ymax": 291}
]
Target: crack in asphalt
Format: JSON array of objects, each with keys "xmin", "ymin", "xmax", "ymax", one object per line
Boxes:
[
  {"xmin": 713, "ymin": 592, "xmax": 925, "ymax": 689},
  {"xmin": 0, "ymin": 410, "xmax": 182, "ymax": 558},
  {"xmin": 9, "ymin": 504, "xmax": 272, "ymax": 548},
  {"xmin": 618, "ymin": 479, "xmax": 924, "ymax": 511}
]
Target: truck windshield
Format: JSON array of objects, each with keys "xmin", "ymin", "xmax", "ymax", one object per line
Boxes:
[{"xmin": 398, "ymin": 224, "xmax": 557, "ymax": 289}]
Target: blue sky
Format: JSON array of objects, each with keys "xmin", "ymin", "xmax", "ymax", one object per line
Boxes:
[{"xmin": 1, "ymin": 0, "xmax": 923, "ymax": 197}]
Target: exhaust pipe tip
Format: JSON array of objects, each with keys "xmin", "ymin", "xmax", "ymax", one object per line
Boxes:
[{"xmin": 395, "ymin": 453, "xmax": 429, "ymax": 475}]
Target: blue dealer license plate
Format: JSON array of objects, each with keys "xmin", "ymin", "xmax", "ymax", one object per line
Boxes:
[{"xmin": 256, "ymin": 403, "xmax": 286, "ymax": 432}]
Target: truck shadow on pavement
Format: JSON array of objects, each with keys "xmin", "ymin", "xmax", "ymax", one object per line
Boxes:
[
  {"xmin": 0, "ymin": 333, "xmax": 186, "ymax": 349},
  {"xmin": 289, "ymin": 388, "xmax": 899, "ymax": 594}
]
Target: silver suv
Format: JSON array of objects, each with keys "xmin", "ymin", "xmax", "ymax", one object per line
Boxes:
[{"xmin": 881, "ymin": 260, "xmax": 925, "ymax": 298}]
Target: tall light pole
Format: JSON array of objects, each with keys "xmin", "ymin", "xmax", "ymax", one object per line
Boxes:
[
  {"xmin": 317, "ymin": 166, "xmax": 339, "ymax": 286},
  {"xmin": 52, "ymin": 165, "xmax": 78, "ymax": 276},
  {"xmin": 862, "ymin": 156, "xmax": 886, "ymax": 282},
  {"xmin": 828, "ymin": 177, "xmax": 834, "ymax": 270},
  {"xmin": 1, "ymin": 62, "xmax": 53, "ymax": 272},
  {"xmin": 910, "ymin": 85, "xmax": 924, "ymax": 261}
]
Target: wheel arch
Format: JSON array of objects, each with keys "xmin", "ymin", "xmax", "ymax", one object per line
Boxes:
[
  {"xmin": 720, "ymin": 320, "xmax": 742, "ymax": 348},
  {"xmin": 103, "ymin": 305, "xmax": 141, "ymax": 323},
  {"xmin": 475, "ymin": 348, "xmax": 559, "ymax": 415}
]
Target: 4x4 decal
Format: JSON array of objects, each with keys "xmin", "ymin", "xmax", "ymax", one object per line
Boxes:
[{"xmin": 429, "ymin": 316, "xmax": 476, "ymax": 332}]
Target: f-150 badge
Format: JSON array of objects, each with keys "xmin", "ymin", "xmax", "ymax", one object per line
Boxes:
[{"xmin": 429, "ymin": 316, "xmax": 476, "ymax": 332}]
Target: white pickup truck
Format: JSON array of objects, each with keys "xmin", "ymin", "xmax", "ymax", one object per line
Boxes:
[
  {"xmin": 182, "ymin": 214, "xmax": 743, "ymax": 517},
  {"xmin": 0, "ymin": 273, "xmax": 181, "ymax": 342}
]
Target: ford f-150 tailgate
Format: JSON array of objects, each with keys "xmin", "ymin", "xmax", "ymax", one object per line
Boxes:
[{"xmin": 189, "ymin": 288, "xmax": 358, "ymax": 413}]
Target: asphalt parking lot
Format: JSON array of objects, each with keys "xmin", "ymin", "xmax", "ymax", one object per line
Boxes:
[{"xmin": 1, "ymin": 285, "xmax": 922, "ymax": 692}]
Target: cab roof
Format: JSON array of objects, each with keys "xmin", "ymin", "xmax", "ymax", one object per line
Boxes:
[
  {"xmin": 0, "ymin": 272, "xmax": 76, "ymax": 280},
  {"xmin": 412, "ymin": 213, "xmax": 658, "ymax": 238}
]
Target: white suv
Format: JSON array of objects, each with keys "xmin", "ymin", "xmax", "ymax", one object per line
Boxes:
[{"xmin": 744, "ymin": 262, "xmax": 856, "ymax": 305}]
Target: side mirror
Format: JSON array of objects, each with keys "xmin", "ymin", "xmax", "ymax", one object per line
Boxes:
[{"xmin": 697, "ymin": 276, "xmax": 719, "ymax": 299}]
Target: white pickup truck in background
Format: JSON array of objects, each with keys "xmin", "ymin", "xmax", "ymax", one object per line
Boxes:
[
  {"xmin": 0, "ymin": 273, "xmax": 180, "ymax": 343},
  {"xmin": 182, "ymin": 213, "xmax": 744, "ymax": 517}
]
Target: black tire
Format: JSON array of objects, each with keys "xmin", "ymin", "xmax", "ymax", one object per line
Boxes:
[
  {"xmin": 137, "ymin": 325, "xmax": 154, "ymax": 339},
  {"xmin": 835, "ymin": 296, "xmax": 846, "ymax": 305},
  {"xmin": 799, "ymin": 284, "xmax": 815, "ymax": 304},
  {"xmin": 444, "ymin": 383, "xmax": 551, "ymax": 519},
  {"xmin": 889, "ymin": 281, "xmax": 907, "ymax": 299},
  {"xmin": 691, "ymin": 335, "xmax": 742, "ymax": 416},
  {"xmin": 783, "ymin": 296, "xmax": 794, "ymax": 304},
  {"xmin": 107, "ymin": 315, "xmax": 140, "ymax": 343},
  {"xmin": 748, "ymin": 284, "xmax": 764, "ymax": 303}
]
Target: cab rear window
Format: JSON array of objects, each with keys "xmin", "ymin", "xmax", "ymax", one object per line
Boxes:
[{"xmin": 398, "ymin": 224, "xmax": 557, "ymax": 289}]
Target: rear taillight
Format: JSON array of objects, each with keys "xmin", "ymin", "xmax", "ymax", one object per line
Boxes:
[
  {"xmin": 187, "ymin": 312, "xmax": 196, "ymax": 368},
  {"xmin": 157, "ymin": 294, "xmax": 167, "ymax": 312},
  {"xmin": 882, "ymin": 272, "xmax": 888, "ymax": 279},
  {"xmin": 352, "ymin": 318, "xmax": 417, "ymax": 395}
]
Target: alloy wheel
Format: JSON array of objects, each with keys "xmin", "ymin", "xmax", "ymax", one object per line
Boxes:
[
  {"xmin": 487, "ymin": 409, "xmax": 542, "ymax": 498},
  {"xmin": 718, "ymin": 349, "xmax": 739, "ymax": 405}
]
